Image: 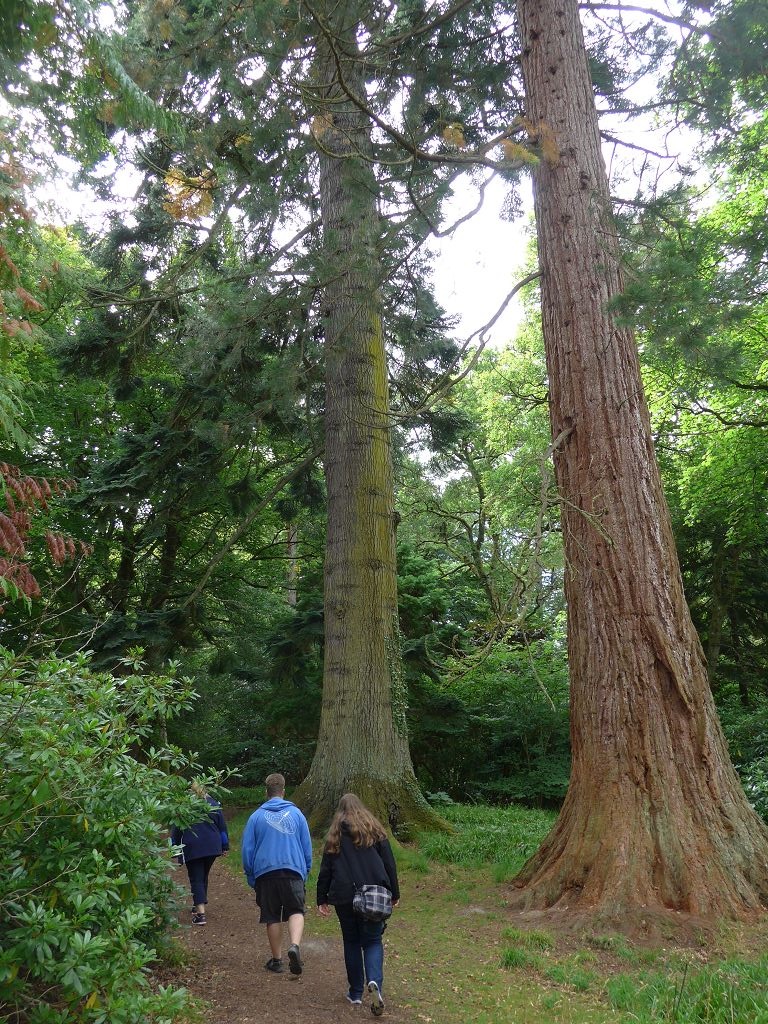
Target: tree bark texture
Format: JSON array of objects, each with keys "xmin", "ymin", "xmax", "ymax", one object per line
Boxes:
[
  {"xmin": 514, "ymin": 0, "xmax": 768, "ymax": 921},
  {"xmin": 286, "ymin": 523, "xmax": 298, "ymax": 607},
  {"xmin": 293, "ymin": 3, "xmax": 443, "ymax": 834}
]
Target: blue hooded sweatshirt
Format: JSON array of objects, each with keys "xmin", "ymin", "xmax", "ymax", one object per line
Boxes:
[{"xmin": 241, "ymin": 797, "xmax": 312, "ymax": 888}]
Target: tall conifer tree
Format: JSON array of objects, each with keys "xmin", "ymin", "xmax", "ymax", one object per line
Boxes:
[
  {"xmin": 292, "ymin": 2, "xmax": 443, "ymax": 829},
  {"xmin": 513, "ymin": 0, "xmax": 768, "ymax": 922}
]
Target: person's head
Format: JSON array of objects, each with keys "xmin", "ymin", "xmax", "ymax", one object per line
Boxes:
[
  {"xmin": 265, "ymin": 772, "xmax": 286, "ymax": 798},
  {"xmin": 325, "ymin": 793, "xmax": 387, "ymax": 853},
  {"xmin": 190, "ymin": 779, "xmax": 208, "ymax": 799}
]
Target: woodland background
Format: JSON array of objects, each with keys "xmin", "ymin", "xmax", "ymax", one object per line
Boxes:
[{"xmin": 1, "ymin": 0, "xmax": 768, "ymax": 1020}]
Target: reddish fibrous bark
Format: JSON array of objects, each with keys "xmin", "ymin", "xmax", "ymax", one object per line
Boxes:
[{"xmin": 513, "ymin": 0, "xmax": 768, "ymax": 923}]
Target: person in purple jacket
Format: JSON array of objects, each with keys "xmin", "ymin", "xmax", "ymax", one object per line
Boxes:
[{"xmin": 171, "ymin": 781, "xmax": 229, "ymax": 926}]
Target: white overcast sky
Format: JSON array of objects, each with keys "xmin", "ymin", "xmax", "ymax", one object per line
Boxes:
[{"xmin": 431, "ymin": 176, "xmax": 534, "ymax": 349}]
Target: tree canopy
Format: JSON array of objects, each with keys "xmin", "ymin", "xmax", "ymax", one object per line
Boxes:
[{"xmin": 1, "ymin": 0, "xmax": 768, "ymax": 937}]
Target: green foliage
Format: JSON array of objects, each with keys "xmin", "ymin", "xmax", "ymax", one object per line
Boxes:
[
  {"xmin": 415, "ymin": 802, "xmax": 556, "ymax": 875},
  {"xmin": 607, "ymin": 955, "xmax": 768, "ymax": 1023},
  {"xmin": 409, "ymin": 639, "xmax": 571, "ymax": 806},
  {"xmin": 737, "ymin": 758, "xmax": 768, "ymax": 824},
  {"xmin": 0, "ymin": 647, "xmax": 217, "ymax": 1023},
  {"xmin": 717, "ymin": 694, "xmax": 768, "ymax": 821}
]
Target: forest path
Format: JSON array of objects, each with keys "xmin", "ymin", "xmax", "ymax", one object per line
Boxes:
[{"xmin": 171, "ymin": 857, "xmax": 418, "ymax": 1024}]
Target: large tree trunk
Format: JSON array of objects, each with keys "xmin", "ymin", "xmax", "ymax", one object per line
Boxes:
[
  {"xmin": 286, "ymin": 522, "xmax": 298, "ymax": 608},
  {"xmin": 293, "ymin": 3, "xmax": 443, "ymax": 834},
  {"xmin": 513, "ymin": 0, "xmax": 768, "ymax": 924}
]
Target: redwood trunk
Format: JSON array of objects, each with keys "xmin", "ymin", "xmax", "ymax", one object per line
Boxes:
[
  {"xmin": 513, "ymin": 0, "xmax": 768, "ymax": 921},
  {"xmin": 293, "ymin": 4, "xmax": 443, "ymax": 833}
]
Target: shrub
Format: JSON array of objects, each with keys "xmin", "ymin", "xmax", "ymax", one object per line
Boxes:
[
  {"xmin": 0, "ymin": 647, "xmax": 220, "ymax": 1023},
  {"xmin": 408, "ymin": 641, "xmax": 571, "ymax": 807},
  {"xmin": 718, "ymin": 694, "xmax": 768, "ymax": 823},
  {"xmin": 740, "ymin": 757, "xmax": 768, "ymax": 822}
]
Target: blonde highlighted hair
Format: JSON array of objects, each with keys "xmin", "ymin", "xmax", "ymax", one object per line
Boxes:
[{"xmin": 325, "ymin": 793, "xmax": 387, "ymax": 854}]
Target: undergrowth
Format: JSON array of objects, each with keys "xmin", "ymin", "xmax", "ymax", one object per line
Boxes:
[
  {"xmin": 608, "ymin": 955, "xmax": 768, "ymax": 1023},
  {"xmin": 414, "ymin": 801, "xmax": 556, "ymax": 875}
]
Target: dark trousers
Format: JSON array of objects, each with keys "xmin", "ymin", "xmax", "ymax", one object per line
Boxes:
[
  {"xmin": 186, "ymin": 855, "xmax": 217, "ymax": 906},
  {"xmin": 335, "ymin": 903, "xmax": 385, "ymax": 1000}
]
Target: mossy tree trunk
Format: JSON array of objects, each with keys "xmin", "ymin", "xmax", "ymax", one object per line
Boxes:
[
  {"xmin": 293, "ymin": 3, "xmax": 444, "ymax": 835},
  {"xmin": 513, "ymin": 0, "xmax": 768, "ymax": 922}
]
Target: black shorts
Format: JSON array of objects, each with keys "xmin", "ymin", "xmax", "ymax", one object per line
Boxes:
[{"xmin": 255, "ymin": 872, "xmax": 306, "ymax": 924}]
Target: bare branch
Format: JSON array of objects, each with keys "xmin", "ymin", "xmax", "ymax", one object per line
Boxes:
[
  {"xmin": 393, "ymin": 270, "xmax": 542, "ymax": 418},
  {"xmin": 579, "ymin": 2, "xmax": 725, "ymax": 41}
]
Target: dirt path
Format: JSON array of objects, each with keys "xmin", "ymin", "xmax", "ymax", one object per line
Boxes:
[{"xmin": 169, "ymin": 860, "xmax": 416, "ymax": 1024}]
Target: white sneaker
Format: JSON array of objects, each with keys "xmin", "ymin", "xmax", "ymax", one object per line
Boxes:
[
  {"xmin": 368, "ymin": 981, "xmax": 384, "ymax": 1016},
  {"xmin": 346, "ymin": 994, "xmax": 363, "ymax": 1005}
]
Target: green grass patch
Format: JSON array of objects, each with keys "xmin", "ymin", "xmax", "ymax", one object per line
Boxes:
[
  {"xmin": 221, "ymin": 785, "xmax": 265, "ymax": 808},
  {"xmin": 501, "ymin": 946, "xmax": 545, "ymax": 970},
  {"xmin": 391, "ymin": 839, "xmax": 430, "ymax": 874},
  {"xmin": 545, "ymin": 963, "xmax": 600, "ymax": 993},
  {"xmin": 502, "ymin": 925, "xmax": 556, "ymax": 950},
  {"xmin": 572, "ymin": 949, "xmax": 599, "ymax": 965},
  {"xmin": 586, "ymin": 933, "xmax": 638, "ymax": 962},
  {"xmin": 608, "ymin": 955, "xmax": 768, "ymax": 1023},
  {"xmin": 415, "ymin": 802, "xmax": 556, "ymax": 873}
]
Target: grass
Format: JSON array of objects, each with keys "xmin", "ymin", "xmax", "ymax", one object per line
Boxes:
[
  {"xmin": 502, "ymin": 925, "xmax": 555, "ymax": 950},
  {"xmin": 607, "ymin": 955, "xmax": 768, "ymax": 1023},
  {"xmin": 219, "ymin": 785, "xmax": 266, "ymax": 808},
  {"xmin": 219, "ymin": 798, "xmax": 768, "ymax": 1024},
  {"xmin": 415, "ymin": 802, "xmax": 556, "ymax": 874},
  {"xmin": 501, "ymin": 946, "xmax": 544, "ymax": 969}
]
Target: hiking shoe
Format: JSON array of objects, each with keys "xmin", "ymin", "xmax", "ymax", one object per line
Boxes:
[
  {"xmin": 288, "ymin": 943, "xmax": 303, "ymax": 975},
  {"xmin": 368, "ymin": 981, "xmax": 384, "ymax": 1016},
  {"xmin": 346, "ymin": 994, "xmax": 363, "ymax": 1005},
  {"xmin": 264, "ymin": 958, "xmax": 284, "ymax": 973},
  {"xmin": 191, "ymin": 912, "xmax": 206, "ymax": 926}
]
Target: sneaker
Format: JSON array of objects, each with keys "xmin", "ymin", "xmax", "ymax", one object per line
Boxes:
[
  {"xmin": 191, "ymin": 912, "xmax": 206, "ymax": 926},
  {"xmin": 368, "ymin": 981, "xmax": 384, "ymax": 1016},
  {"xmin": 288, "ymin": 943, "xmax": 303, "ymax": 976},
  {"xmin": 346, "ymin": 994, "xmax": 363, "ymax": 1006},
  {"xmin": 264, "ymin": 958, "xmax": 284, "ymax": 973}
]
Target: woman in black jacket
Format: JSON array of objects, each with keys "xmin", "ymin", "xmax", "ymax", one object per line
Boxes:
[
  {"xmin": 171, "ymin": 782, "xmax": 229, "ymax": 926},
  {"xmin": 317, "ymin": 794, "xmax": 400, "ymax": 1016}
]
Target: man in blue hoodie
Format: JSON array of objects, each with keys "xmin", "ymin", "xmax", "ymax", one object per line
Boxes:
[{"xmin": 241, "ymin": 772, "xmax": 312, "ymax": 976}]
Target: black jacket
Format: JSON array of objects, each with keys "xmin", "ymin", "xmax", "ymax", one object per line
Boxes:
[{"xmin": 316, "ymin": 825, "xmax": 400, "ymax": 906}]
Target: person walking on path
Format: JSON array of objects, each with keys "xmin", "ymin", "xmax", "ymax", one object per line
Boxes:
[
  {"xmin": 316, "ymin": 794, "xmax": 400, "ymax": 1016},
  {"xmin": 171, "ymin": 781, "xmax": 229, "ymax": 926},
  {"xmin": 241, "ymin": 772, "xmax": 312, "ymax": 976}
]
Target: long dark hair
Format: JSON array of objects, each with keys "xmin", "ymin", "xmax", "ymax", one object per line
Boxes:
[{"xmin": 324, "ymin": 793, "xmax": 387, "ymax": 854}]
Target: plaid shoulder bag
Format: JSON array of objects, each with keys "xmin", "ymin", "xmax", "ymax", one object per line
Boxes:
[{"xmin": 340, "ymin": 840, "xmax": 393, "ymax": 922}]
